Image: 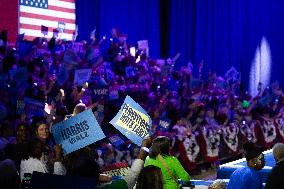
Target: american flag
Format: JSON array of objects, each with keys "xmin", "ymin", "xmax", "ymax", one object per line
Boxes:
[{"xmin": 19, "ymin": 0, "xmax": 76, "ymax": 41}]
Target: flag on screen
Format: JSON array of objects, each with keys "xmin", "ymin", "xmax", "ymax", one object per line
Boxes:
[{"xmin": 19, "ymin": 0, "xmax": 76, "ymax": 41}]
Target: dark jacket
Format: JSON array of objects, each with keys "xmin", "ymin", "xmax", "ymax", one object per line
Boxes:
[{"xmin": 265, "ymin": 160, "xmax": 284, "ymax": 189}]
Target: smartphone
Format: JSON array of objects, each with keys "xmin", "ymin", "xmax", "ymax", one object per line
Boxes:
[{"xmin": 22, "ymin": 173, "xmax": 32, "ymax": 189}]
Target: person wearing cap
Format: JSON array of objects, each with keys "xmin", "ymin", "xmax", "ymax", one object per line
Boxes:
[
  {"xmin": 265, "ymin": 143, "xmax": 284, "ymax": 189},
  {"xmin": 227, "ymin": 142, "xmax": 265, "ymax": 189}
]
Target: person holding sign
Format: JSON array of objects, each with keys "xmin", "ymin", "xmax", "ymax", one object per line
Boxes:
[
  {"xmin": 64, "ymin": 137, "xmax": 152, "ymax": 189},
  {"xmin": 20, "ymin": 138, "xmax": 66, "ymax": 181},
  {"xmin": 144, "ymin": 136, "xmax": 190, "ymax": 189}
]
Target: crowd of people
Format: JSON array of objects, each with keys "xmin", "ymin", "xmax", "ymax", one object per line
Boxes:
[{"xmin": 0, "ymin": 28, "xmax": 284, "ymax": 188}]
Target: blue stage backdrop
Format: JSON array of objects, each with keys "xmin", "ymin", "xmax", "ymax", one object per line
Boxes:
[
  {"xmin": 76, "ymin": 0, "xmax": 284, "ymax": 89},
  {"xmin": 75, "ymin": 0, "xmax": 160, "ymax": 58}
]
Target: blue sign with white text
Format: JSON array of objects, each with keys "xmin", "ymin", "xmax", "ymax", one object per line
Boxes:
[
  {"xmin": 24, "ymin": 97, "xmax": 45, "ymax": 118},
  {"xmin": 51, "ymin": 109, "xmax": 105, "ymax": 155},
  {"xmin": 158, "ymin": 118, "xmax": 171, "ymax": 131}
]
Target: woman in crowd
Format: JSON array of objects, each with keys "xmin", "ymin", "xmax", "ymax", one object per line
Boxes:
[
  {"xmin": 20, "ymin": 138, "xmax": 65, "ymax": 181},
  {"xmin": 144, "ymin": 136, "xmax": 190, "ymax": 189},
  {"xmin": 136, "ymin": 165, "xmax": 163, "ymax": 189},
  {"xmin": 64, "ymin": 138, "xmax": 152, "ymax": 189},
  {"xmin": 5, "ymin": 122, "xmax": 30, "ymax": 170},
  {"xmin": 34, "ymin": 121, "xmax": 50, "ymax": 143}
]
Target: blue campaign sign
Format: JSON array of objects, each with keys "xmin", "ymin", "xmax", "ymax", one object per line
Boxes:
[
  {"xmin": 157, "ymin": 118, "xmax": 171, "ymax": 131},
  {"xmin": 16, "ymin": 100, "xmax": 25, "ymax": 115},
  {"xmin": 90, "ymin": 85, "xmax": 109, "ymax": 100},
  {"xmin": 24, "ymin": 97, "xmax": 45, "ymax": 118},
  {"xmin": 110, "ymin": 96, "xmax": 152, "ymax": 146},
  {"xmin": 108, "ymin": 134, "xmax": 124, "ymax": 147},
  {"xmin": 74, "ymin": 69, "xmax": 92, "ymax": 86},
  {"xmin": 51, "ymin": 109, "xmax": 106, "ymax": 155}
]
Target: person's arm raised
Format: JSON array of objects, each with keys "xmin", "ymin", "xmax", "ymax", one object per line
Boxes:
[
  {"xmin": 124, "ymin": 137, "xmax": 152, "ymax": 189},
  {"xmin": 53, "ymin": 144, "xmax": 66, "ymax": 175}
]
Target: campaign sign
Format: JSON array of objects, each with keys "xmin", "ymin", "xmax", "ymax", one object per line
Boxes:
[
  {"xmin": 74, "ymin": 69, "xmax": 92, "ymax": 86},
  {"xmin": 109, "ymin": 89, "xmax": 119, "ymax": 100},
  {"xmin": 108, "ymin": 134, "xmax": 124, "ymax": 147},
  {"xmin": 91, "ymin": 86, "xmax": 109, "ymax": 100},
  {"xmin": 51, "ymin": 109, "xmax": 105, "ymax": 155},
  {"xmin": 24, "ymin": 98, "xmax": 45, "ymax": 117},
  {"xmin": 137, "ymin": 40, "xmax": 149, "ymax": 50},
  {"xmin": 158, "ymin": 118, "xmax": 171, "ymax": 131},
  {"xmin": 137, "ymin": 40, "xmax": 149, "ymax": 56},
  {"xmin": 110, "ymin": 96, "xmax": 151, "ymax": 146},
  {"xmin": 16, "ymin": 100, "xmax": 25, "ymax": 115}
]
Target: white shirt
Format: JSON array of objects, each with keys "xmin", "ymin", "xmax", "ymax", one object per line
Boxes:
[{"xmin": 20, "ymin": 157, "xmax": 66, "ymax": 181}]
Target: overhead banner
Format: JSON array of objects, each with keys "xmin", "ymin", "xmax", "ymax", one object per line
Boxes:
[
  {"xmin": 110, "ymin": 96, "xmax": 151, "ymax": 146},
  {"xmin": 51, "ymin": 109, "xmax": 105, "ymax": 155}
]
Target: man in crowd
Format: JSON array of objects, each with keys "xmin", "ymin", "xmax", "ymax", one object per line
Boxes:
[
  {"xmin": 227, "ymin": 142, "xmax": 265, "ymax": 189},
  {"xmin": 265, "ymin": 143, "xmax": 284, "ymax": 189}
]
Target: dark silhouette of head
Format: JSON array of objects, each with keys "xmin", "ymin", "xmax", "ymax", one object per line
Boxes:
[
  {"xmin": 243, "ymin": 142, "xmax": 265, "ymax": 170},
  {"xmin": 136, "ymin": 165, "xmax": 163, "ymax": 189},
  {"xmin": 149, "ymin": 136, "xmax": 170, "ymax": 158}
]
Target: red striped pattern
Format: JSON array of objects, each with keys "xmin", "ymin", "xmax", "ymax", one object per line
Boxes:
[
  {"xmin": 20, "ymin": 12, "xmax": 76, "ymax": 24},
  {"xmin": 20, "ymin": 24, "xmax": 74, "ymax": 34},
  {"xmin": 19, "ymin": 0, "xmax": 76, "ymax": 41}
]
